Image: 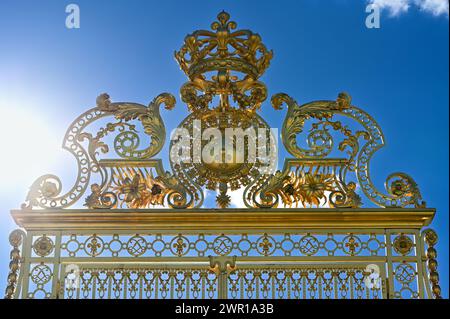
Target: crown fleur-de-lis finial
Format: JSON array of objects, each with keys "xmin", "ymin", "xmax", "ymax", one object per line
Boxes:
[
  {"xmin": 174, "ymin": 11, "xmax": 273, "ymax": 112},
  {"xmin": 211, "ymin": 11, "xmax": 236, "ymax": 31}
]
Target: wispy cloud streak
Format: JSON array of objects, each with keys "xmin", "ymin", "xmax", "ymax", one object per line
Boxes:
[{"xmin": 368, "ymin": 0, "xmax": 449, "ymax": 17}]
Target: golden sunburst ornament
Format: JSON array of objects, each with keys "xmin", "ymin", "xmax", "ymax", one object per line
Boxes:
[{"xmin": 279, "ymin": 171, "xmax": 334, "ymax": 207}]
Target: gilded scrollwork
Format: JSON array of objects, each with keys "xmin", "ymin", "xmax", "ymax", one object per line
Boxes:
[
  {"xmin": 329, "ymin": 182, "xmax": 362, "ymax": 208},
  {"xmin": 112, "ymin": 93, "xmax": 176, "ymax": 159},
  {"xmin": 19, "ymin": 11, "xmax": 427, "ymax": 212},
  {"xmin": 20, "ymin": 11, "xmax": 426, "ymax": 212},
  {"xmin": 180, "ymin": 81, "xmax": 213, "ymax": 112},
  {"xmin": 231, "ymin": 79, "xmax": 267, "ymax": 111},
  {"xmin": 84, "ymin": 162, "xmax": 196, "ymax": 209},
  {"xmin": 23, "ymin": 93, "xmax": 176, "ymax": 210},
  {"xmin": 267, "ymin": 92, "xmax": 424, "ymax": 209},
  {"xmin": 6, "ymin": 11, "xmax": 440, "ymax": 302},
  {"xmin": 245, "ymin": 159, "xmax": 362, "ymax": 209},
  {"xmin": 156, "ymin": 170, "xmax": 195, "ymax": 209},
  {"xmin": 272, "ymin": 93, "xmax": 336, "ymax": 159}
]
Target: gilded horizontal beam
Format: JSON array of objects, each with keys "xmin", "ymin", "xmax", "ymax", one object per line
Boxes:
[
  {"xmin": 11, "ymin": 208, "xmax": 435, "ymax": 231},
  {"xmin": 28, "ymin": 255, "xmax": 419, "ymax": 264}
]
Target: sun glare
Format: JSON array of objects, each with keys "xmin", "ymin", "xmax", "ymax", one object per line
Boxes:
[{"xmin": 0, "ymin": 106, "xmax": 62, "ymax": 193}]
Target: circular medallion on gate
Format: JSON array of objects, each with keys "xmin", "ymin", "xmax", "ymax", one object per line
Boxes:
[
  {"xmin": 170, "ymin": 235, "xmax": 190, "ymax": 256},
  {"xmin": 393, "ymin": 234, "xmax": 414, "ymax": 255},
  {"xmin": 256, "ymin": 234, "xmax": 276, "ymax": 256},
  {"xmin": 299, "ymin": 235, "xmax": 319, "ymax": 256},
  {"xmin": 33, "ymin": 236, "xmax": 54, "ymax": 257},
  {"xmin": 126, "ymin": 235, "xmax": 147, "ymax": 257},
  {"xmin": 395, "ymin": 263, "xmax": 416, "ymax": 284},
  {"xmin": 84, "ymin": 235, "xmax": 104, "ymax": 257},
  {"xmin": 30, "ymin": 264, "xmax": 52, "ymax": 285},
  {"xmin": 213, "ymin": 235, "xmax": 233, "ymax": 256}
]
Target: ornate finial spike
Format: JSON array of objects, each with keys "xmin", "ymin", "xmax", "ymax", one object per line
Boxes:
[{"xmin": 213, "ymin": 11, "xmax": 232, "ymax": 29}]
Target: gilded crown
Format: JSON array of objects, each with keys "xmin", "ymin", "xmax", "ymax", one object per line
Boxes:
[
  {"xmin": 175, "ymin": 11, "xmax": 273, "ymax": 81},
  {"xmin": 174, "ymin": 11, "xmax": 273, "ymax": 112}
]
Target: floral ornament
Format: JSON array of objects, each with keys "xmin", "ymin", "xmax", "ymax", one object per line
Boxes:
[
  {"xmin": 393, "ymin": 234, "xmax": 414, "ymax": 255},
  {"xmin": 86, "ymin": 235, "xmax": 103, "ymax": 256},
  {"xmin": 40, "ymin": 181, "xmax": 58, "ymax": 197},
  {"xmin": 386, "ymin": 174, "xmax": 425, "ymax": 208},
  {"xmin": 283, "ymin": 183, "xmax": 295, "ymax": 196},
  {"xmin": 122, "ymin": 175, "xmax": 146, "ymax": 203},
  {"xmin": 172, "ymin": 236, "xmax": 187, "ymax": 257},
  {"xmin": 22, "ymin": 178, "xmax": 62, "ymax": 209},
  {"xmin": 258, "ymin": 234, "xmax": 273, "ymax": 256},
  {"xmin": 344, "ymin": 235, "xmax": 361, "ymax": 256},
  {"xmin": 145, "ymin": 178, "xmax": 167, "ymax": 206},
  {"xmin": 300, "ymin": 172, "xmax": 334, "ymax": 206},
  {"xmin": 84, "ymin": 184, "xmax": 102, "ymax": 208},
  {"xmin": 216, "ymin": 192, "xmax": 231, "ymax": 209},
  {"xmin": 113, "ymin": 170, "xmax": 168, "ymax": 208},
  {"xmin": 257, "ymin": 170, "xmax": 336, "ymax": 208},
  {"xmin": 253, "ymin": 170, "xmax": 291, "ymax": 208},
  {"xmin": 390, "ymin": 179, "xmax": 409, "ymax": 197}
]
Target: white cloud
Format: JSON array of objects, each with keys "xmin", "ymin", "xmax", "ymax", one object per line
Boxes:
[
  {"xmin": 370, "ymin": 0, "xmax": 410, "ymax": 16},
  {"xmin": 418, "ymin": 0, "xmax": 449, "ymax": 16},
  {"xmin": 369, "ymin": 0, "xmax": 449, "ymax": 17}
]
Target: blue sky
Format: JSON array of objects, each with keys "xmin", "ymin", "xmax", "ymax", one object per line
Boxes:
[{"xmin": 0, "ymin": 0, "xmax": 448, "ymax": 298}]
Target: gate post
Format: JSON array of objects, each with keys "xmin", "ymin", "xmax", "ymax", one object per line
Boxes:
[{"xmin": 209, "ymin": 256, "xmax": 236, "ymax": 299}]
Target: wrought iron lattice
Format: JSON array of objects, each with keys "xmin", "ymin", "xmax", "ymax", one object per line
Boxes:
[
  {"xmin": 227, "ymin": 265, "xmax": 385, "ymax": 299},
  {"xmin": 57, "ymin": 232, "xmax": 388, "ymax": 258},
  {"xmin": 63, "ymin": 266, "xmax": 218, "ymax": 300}
]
